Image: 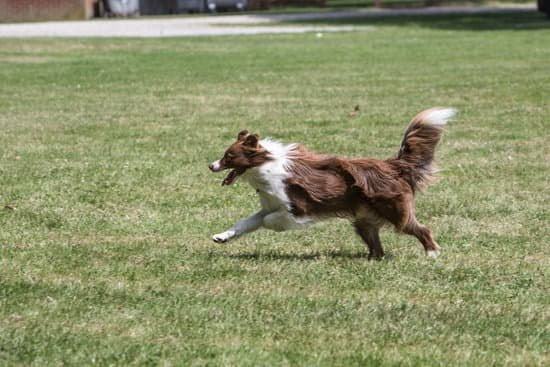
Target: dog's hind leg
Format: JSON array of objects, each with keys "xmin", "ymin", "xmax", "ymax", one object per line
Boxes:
[
  {"xmin": 370, "ymin": 194, "xmax": 440, "ymax": 257},
  {"xmin": 402, "ymin": 217, "xmax": 441, "ymax": 257},
  {"xmin": 354, "ymin": 220, "xmax": 384, "ymax": 260}
]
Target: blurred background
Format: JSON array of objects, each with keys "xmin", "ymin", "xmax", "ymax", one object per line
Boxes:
[{"xmin": 0, "ymin": 0, "xmax": 547, "ymax": 21}]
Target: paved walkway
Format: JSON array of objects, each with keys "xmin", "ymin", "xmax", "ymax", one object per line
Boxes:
[{"xmin": 0, "ymin": 5, "xmax": 536, "ymax": 38}]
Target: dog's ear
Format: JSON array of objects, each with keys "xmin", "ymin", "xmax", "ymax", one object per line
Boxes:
[
  {"xmin": 237, "ymin": 130, "xmax": 249, "ymax": 141},
  {"xmin": 243, "ymin": 133, "xmax": 259, "ymax": 148}
]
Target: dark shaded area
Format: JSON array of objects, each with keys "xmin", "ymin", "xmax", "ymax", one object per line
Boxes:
[
  {"xmin": 208, "ymin": 248, "xmax": 399, "ymax": 261},
  {"xmin": 286, "ymin": 9, "xmax": 550, "ymax": 31},
  {"xmin": 139, "ymin": 0, "xmax": 179, "ymax": 15},
  {"xmin": 226, "ymin": 249, "xmax": 369, "ymax": 260}
]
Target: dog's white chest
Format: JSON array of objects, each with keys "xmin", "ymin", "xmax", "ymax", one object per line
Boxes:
[{"xmin": 243, "ymin": 166, "xmax": 290, "ymax": 212}]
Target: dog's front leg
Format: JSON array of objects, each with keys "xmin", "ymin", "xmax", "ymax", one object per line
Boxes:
[
  {"xmin": 262, "ymin": 210, "xmax": 305, "ymax": 231},
  {"xmin": 212, "ymin": 210, "xmax": 265, "ymax": 243}
]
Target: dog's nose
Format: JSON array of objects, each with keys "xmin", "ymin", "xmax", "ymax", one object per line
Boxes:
[{"xmin": 209, "ymin": 160, "xmax": 222, "ymax": 172}]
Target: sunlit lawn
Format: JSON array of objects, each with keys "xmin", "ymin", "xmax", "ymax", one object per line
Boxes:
[{"xmin": 0, "ymin": 11, "xmax": 548, "ymax": 366}]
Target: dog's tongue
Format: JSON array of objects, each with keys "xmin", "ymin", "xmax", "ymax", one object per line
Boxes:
[{"xmin": 222, "ymin": 170, "xmax": 239, "ymax": 186}]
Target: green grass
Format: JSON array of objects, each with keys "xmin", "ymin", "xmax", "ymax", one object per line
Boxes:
[{"xmin": 1, "ymin": 11, "xmax": 549, "ymax": 366}]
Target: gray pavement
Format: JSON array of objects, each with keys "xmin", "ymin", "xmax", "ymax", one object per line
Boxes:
[{"xmin": 0, "ymin": 5, "xmax": 536, "ymax": 38}]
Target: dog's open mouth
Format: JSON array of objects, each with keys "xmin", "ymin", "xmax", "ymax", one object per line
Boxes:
[{"xmin": 222, "ymin": 168, "xmax": 246, "ymax": 186}]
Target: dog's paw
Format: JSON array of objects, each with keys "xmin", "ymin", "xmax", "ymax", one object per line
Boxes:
[
  {"xmin": 212, "ymin": 231, "xmax": 235, "ymax": 243},
  {"xmin": 212, "ymin": 234, "xmax": 227, "ymax": 243},
  {"xmin": 368, "ymin": 252, "xmax": 385, "ymax": 261},
  {"xmin": 426, "ymin": 249, "xmax": 440, "ymax": 258}
]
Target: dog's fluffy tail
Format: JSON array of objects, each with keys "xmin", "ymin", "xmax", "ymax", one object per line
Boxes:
[{"xmin": 396, "ymin": 107, "xmax": 456, "ymax": 191}]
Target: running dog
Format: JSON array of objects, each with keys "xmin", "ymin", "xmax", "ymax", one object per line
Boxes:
[{"xmin": 209, "ymin": 107, "xmax": 455, "ymax": 259}]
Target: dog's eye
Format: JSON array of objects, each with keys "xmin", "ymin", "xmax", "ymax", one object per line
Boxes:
[{"xmin": 226, "ymin": 153, "xmax": 235, "ymax": 160}]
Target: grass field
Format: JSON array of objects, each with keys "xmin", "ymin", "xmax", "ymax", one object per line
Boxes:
[{"xmin": 1, "ymin": 11, "xmax": 549, "ymax": 366}]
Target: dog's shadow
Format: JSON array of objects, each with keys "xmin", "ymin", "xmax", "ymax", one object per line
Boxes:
[{"xmin": 218, "ymin": 249, "xmax": 395, "ymax": 261}]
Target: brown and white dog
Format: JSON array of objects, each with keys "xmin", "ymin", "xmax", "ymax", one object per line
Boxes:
[{"xmin": 209, "ymin": 107, "xmax": 455, "ymax": 259}]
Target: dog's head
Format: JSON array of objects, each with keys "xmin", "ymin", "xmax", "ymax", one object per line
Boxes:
[{"xmin": 209, "ymin": 130, "xmax": 270, "ymax": 186}]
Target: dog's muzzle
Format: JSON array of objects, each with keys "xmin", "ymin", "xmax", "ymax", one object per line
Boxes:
[{"xmin": 209, "ymin": 160, "xmax": 224, "ymax": 172}]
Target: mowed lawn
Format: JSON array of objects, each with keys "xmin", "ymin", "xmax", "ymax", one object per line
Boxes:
[{"xmin": 0, "ymin": 11, "xmax": 549, "ymax": 366}]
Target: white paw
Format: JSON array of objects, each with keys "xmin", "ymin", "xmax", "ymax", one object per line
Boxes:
[
  {"xmin": 212, "ymin": 231, "xmax": 235, "ymax": 243},
  {"xmin": 426, "ymin": 249, "xmax": 440, "ymax": 258}
]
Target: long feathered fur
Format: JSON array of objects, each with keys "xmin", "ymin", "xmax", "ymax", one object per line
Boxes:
[{"xmin": 395, "ymin": 107, "xmax": 456, "ymax": 191}]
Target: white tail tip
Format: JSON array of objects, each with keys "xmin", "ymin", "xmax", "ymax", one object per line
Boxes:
[{"xmin": 424, "ymin": 108, "xmax": 457, "ymax": 126}]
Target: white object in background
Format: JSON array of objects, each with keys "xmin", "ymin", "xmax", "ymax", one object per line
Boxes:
[{"xmin": 108, "ymin": 0, "xmax": 140, "ymax": 16}]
